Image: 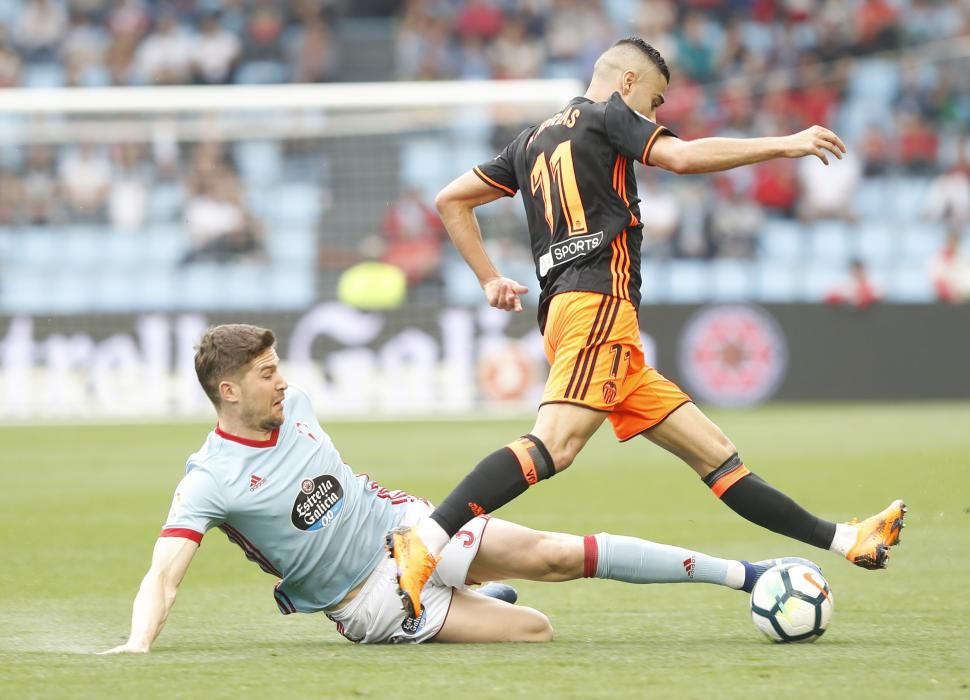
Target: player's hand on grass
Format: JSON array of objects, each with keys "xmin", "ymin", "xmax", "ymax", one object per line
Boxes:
[
  {"xmin": 784, "ymin": 125, "xmax": 847, "ymax": 165},
  {"xmin": 98, "ymin": 642, "xmax": 149, "ymax": 655},
  {"xmin": 483, "ymin": 277, "xmax": 529, "ymax": 312}
]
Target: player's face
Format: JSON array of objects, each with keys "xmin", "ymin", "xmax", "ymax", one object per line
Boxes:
[
  {"xmin": 622, "ymin": 67, "xmax": 667, "ymax": 122},
  {"xmin": 238, "ymin": 347, "xmax": 288, "ymax": 432}
]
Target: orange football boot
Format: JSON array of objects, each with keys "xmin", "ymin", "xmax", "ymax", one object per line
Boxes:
[
  {"xmin": 386, "ymin": 526, "xmax": 438, "ymax": 618},
  {"xmin": 845, "ymin": 499, "xmax": 907, "ymax": 570}
]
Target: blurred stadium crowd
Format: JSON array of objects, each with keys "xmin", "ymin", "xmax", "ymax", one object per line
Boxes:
[{"xmin": 0, "ymin": 0, "xmax": 969, "ymax": 312}]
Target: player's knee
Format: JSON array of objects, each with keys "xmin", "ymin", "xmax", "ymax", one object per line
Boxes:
[
  {"xmin": 537, "ymin": 533, "xmax": 583, "ymax": 579},
  {"xmin": 548, "ymin": 438, "xmax": 584, "ymax": 472},
  {"xmin": 717, "ymin": 433, "xmax": 737, "ymax": 461},
  {"xmin": 514, "ymin": 608, "xmax": 554, "ymax": 642},
  {"xmin": 701, "ymin": 430, "xmax": 736, "ymax": 472}
]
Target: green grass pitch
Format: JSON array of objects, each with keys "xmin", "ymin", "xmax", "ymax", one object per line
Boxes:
[{"xmin": 2, "ymin": 403, "xmax": 969, "ymax": 699}]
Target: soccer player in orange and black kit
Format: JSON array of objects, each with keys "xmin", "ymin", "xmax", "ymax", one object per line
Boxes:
[{"xmin": 388, "ymin": 37, "xmax": 907, "ymax": 618}]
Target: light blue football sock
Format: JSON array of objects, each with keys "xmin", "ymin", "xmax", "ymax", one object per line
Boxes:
[{"xmin": 592, "ymin": 533, "xmax": 745, "ymax": 589}]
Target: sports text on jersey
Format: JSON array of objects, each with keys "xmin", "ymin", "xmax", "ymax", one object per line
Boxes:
[
  {"xmin": 527, "ymin": 107, "xmax": 582, "ymax": 148},
  {"xmin": 539, "ymin": 230, "xmax": 604, "ymax": 277}
]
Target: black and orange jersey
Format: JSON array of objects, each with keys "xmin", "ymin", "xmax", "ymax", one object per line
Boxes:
[{"xmin": 474, "ymin": 91, "xmax": 671, "ymax": 332}]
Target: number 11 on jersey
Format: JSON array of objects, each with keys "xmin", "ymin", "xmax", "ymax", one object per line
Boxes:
[{"xmin": 530, "ymin": 140, "xmax": 588, "ymax": 236}]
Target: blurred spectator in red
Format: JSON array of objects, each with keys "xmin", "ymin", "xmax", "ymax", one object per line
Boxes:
[
  {"xmin": 855, "ymin": 0, "xmax": 901, "ymax": 52},
  {"xmin": 15, "ymin": 0, "xmax": 69, "ymax": 62},
  {"xmin": 380, "ymin": 187, "xmax": 445, "ymax": 287},
  {"xmin": 931, "ymin": 232, "xmax": 970, "ymax": 303},
  {"xmin": 192, "ymin": 10, "xmax": 241, "ymax": 85},
  {"xmin": 0, "ymin": 28, "xmax": 22, "ymax": 87},
  {"xmin": 455, "ymin": 0, "xmax": 504, "ymax": 41},
  {"xmin": 488, "ymin": 15, "xmax": 544, "ymax": 80},
  {"xmin": 58, "ymin": 143, "xmax": 113, "ymax": 222},
  {"xmin": 753, "ymin": 158, "xmax": 799, "ymax": 218},
  {"xmin": 761, "ymin": 73, "xmax": 798, "ymax": 130},
  {"xmin": 133, "ymin": 10, "xmax": 194, "ymax": 85},
  {"xmin": 897, "ymin": 112, "xmax": 939, "ymax": 175},
  {"xmin": 860, "ymin": 124, "xmax": 894, "ymax": 176},
  {"xmin": 287, "ymin": 9, "xmax": 335, "ymax": 83},
  {"xmin": 709, "ymin": 176, "xmax": 765, "ymax": 259},
  {"xmin": 659, "ymin": 78, "xmax": 704, "ymax": 130},
  {"xmin": 825, "ymin": 260, "xmax": 881, "ymax": 308},
  {"xmin": 798, "ymin": 151, "xmax": 862, "ymax": 222},
  {"xmin": 788, "ymin": 56, "xmax": 838, "ymax": 127}
]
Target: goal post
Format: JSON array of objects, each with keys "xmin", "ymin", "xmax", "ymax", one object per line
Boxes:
[{"xmin": 0, "ymin": 79, "xmax": 582, "ymax": 421}]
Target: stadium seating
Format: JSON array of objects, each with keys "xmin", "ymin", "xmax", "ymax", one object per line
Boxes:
[{"xmin": 665, "ymin": 260, "xmax": 711, "ymax": 303}]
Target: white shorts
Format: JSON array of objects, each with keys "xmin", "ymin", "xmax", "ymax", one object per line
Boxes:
[{"xmin": 326, "ymin": 500, "xmax": 491, "ymax": 644}]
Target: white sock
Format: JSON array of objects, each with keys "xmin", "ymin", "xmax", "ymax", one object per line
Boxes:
[
  {"xmin": 724, "ymin": 560, "xmax": 747, "ymax": 590},
  {"xmin": 416, "ymin": 517, "xmax": 450, "ymax": 556},
  {"xmin": 828, "ymin": 522, "xmax": 858, "ymax": 556}
]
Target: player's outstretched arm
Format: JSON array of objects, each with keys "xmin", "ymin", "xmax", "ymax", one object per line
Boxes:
[
  {"xmin": 436, "ymin": 171, "xmax": 529, "ymax": 312},
  {"xmin": 98, "ymin": 536, "xmax": 199, "ymax": 655},
  {"xmin": 649, "ymin": 125, "xmax": 847, "ymax": 174}
]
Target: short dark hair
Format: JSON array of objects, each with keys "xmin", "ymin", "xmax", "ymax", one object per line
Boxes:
[
  {"xmin": 194, "ymin": 324, "xmax": 276, "ymax": 406},
  {"xmin": 614, "ymin": 37, "xmax": 670, "ymax": 83}
]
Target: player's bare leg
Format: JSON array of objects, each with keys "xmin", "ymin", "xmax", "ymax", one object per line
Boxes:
[
  {"xmin": 528, "ymin": 402, "xmax": 608, "ymax": 472},
  {"xmin": 644, "ymin": 402, "xmax": 907, "ymax": 568},
  {"xmin": 434, "ymin": 588, "xmax": 553, "ymax": 643},
  {"xmin": 390, "ymin": 403, "xmax": 605, "ymax": 617}
]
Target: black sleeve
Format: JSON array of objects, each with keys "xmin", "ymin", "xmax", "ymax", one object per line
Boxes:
[
  {"xmin": 603, "ymin": 91, "xmax": 673, "ymax": 166},
  {"xmin": 473, "ymin": 140, "xmax": 518, "ymax": 197}
]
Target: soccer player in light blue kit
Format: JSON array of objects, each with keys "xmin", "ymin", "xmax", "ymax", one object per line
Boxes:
[{"xmin": 101, "ymin": 324, "xmax": 813, "ymax": 651}]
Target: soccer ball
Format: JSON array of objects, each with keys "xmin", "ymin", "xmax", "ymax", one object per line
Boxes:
[{"xmin": 750, "ymin": 562, "xmax": 833, "ymax": 643}]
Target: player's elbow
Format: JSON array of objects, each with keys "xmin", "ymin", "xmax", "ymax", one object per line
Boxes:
[
  {"xmin": 659, "ymin": 151, "xmax": 691, "ymax": 175},
  {"xmin": 433, "ymin": 188, "xmax": 452, "ymax": 215},
  {"xmin": 434, "ymin": 185, "xmax": 464, "ymax": 217},
  {"xmin": 651, "ymin": 139, "xmax": 692, "ymax": 175}
]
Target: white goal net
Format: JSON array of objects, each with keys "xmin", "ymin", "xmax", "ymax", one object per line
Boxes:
[{"xmin": 0, "ymin": 79, "xmax": 581, "ymax": 420}]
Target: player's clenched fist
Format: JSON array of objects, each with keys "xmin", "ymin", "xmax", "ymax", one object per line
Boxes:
[
  {"xmin": 483, "ymin": 277, "xmax": 529, "ymax": 312},
  {"xmin": 783, "ymin": 125, "xmax": 847, "ymax": 165}
]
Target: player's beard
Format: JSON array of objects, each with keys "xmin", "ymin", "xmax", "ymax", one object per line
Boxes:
[
  {"xmin": 242, "ymin": 401, "xmax": 283, "ymax": 433},
  {"xmin": 259, "ymin": 414, "xmax": 284, "ymax": 432},
  {"xmin": 259, "ymin": 403, "xmax": 284, "ymax": 432}
]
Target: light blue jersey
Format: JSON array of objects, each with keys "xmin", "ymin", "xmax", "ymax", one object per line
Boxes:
[{"xmin": 161, "ymin": 385, "xmax": 415, "ymax": 613}]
